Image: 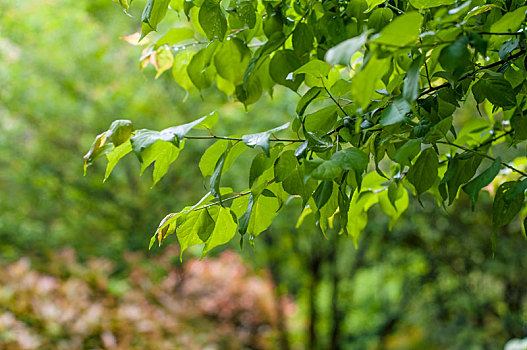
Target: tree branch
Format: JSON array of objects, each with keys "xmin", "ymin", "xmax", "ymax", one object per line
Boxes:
[
  {"xmin": 437, "ymin": 139, "xmax": 527, "ymax": 177},
  {"xmin": 418, "ymin": 49, "xmax": 527, "ymax": 98},
  {"xmin": 184, "ymin": 135, "xmax": 305, "ymax": 143}
]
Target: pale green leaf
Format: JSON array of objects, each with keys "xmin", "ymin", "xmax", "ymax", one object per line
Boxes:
[{"xmin": 104, "ymin": 140, "xmax": 133, "ymax": 181}]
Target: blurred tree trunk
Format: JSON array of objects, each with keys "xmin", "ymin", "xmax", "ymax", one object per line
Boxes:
[
  {"xmin": 269, "ymin": 263, "xmax": 291, "ymax": 350},
  {"xmin": 308, "ymin": 253, "xmax": 321, "ymax": 350},
  {"xmin": 329, "ymin": 233, "xmax": 342, "ymax": 350}
]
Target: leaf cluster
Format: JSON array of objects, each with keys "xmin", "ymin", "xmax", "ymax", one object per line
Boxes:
[{"xmin": 90, "ymin": 0, "xmax": 527, "ymax": 257}]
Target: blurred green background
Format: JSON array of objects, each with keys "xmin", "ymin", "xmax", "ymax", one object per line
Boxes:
[{"xmin": 1, "ymin": 0, "xmax": 526, "ymax": 349}]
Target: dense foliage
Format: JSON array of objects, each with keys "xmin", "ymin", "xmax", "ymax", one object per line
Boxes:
[{"xmin": 86, "ymin": 0, "xmax": 527, "ymax": 256}]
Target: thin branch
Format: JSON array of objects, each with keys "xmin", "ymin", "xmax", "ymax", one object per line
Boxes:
[
  {"xmin": 475, "ymin": 129, "xmax": 514, "ymax": 150},
  {"xmin": 192, "ymin": 190, "xmax": 252, "ymax": 212},
  {"xmin": 418, "ymin": 49, "xmax": 527, "ymax": 98},
  {"xmin": 190, "ymin": 179, "xmax": 276, "ymax": 212},
  {"xmin": 320, "ymin": 78, "xmax": 348, "ymax": 117},
  {"xmin": 437, "ymin": 140, "xmax": 527, "ymax": 177},
  {"xmin": 184, "ymin": 135, "xmax": 305, "ymax": 143},
  {"xmin": 477, "ymin": 31, "xmax": 524, "ymax": 36},
  {"xmin": 420, "ymin": 39, "xmax": 432, "ymax": 89}
]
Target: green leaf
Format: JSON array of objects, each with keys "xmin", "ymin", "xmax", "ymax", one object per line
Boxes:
[
  {"xmin": 201, "ymin": 207, "xmax": 237, "ymax": 257},
  {"xmin": 294, "ymin": 60, "xmax": 330, "ymax": 78},
  {"xmin": 373, "ymin": 12, "xmax": 423, "ymax": 47},
  {"xmin": 292, "ymin": 23, "xmax": 314, "ymax": 56},
  {"xmin": 187, "ymin": 41, "xmax": 219, "ymax": 90},
  {"xmin": 403, "ymin": 57, "xmax": 422, "ymax": 102},
  {"xmin": 444, "ymin": 154, "xmax": 482, "ymax": 205},
  {"xmin": 199, "ymin": 0, "xmax": 227, "ymax": 41},
  {"xmin": 106, "ymin": 120, "xmax": 133, "ymax": 146},
  {"xmin": 475, "ymin": 75, "xmax": 517, "ymax": 108},
  {"xmin": 237, "ymin": 193, "xmax": 254, "ymax": 235},
  {"xmin": 511, "ymin": 113, "xmax": 527, "ymax": 140},
  {"xmin": 330, "ymin": 147, "xmax": 369, "ymax": 173},
  {"xmin": 304, "ymin": 105, "xmax": 338, "ymax": 134},
  {"xmin": 176, "ymin": 209, "xmax": 214, "ymax": 259},
  {"xmin": 269, "ymin": 50, "xmax": 303, "ymax": 91},
  {"xmin": 346, "ymin": 190, "xmax": 378, "ymax": 247},
  {"xmin": 274, "ymin": 150, "xmax": 297, "ymax": 182},
  {"xmin": 236, "ymin": 0, "xmax": 256, "ymax": 29},
  {"xmin": 172, "ymin": 51, "xmax": 195, "ymax": 91},
  {"xmin": 307, "ymin": 159, "xmax": 341, "ymax": 181},
  {"xmin": 351, "ymin": 54, "xmax": 389, "ymax": 111},
  {"xmin": 394, "ymin": 139, "xmax": 421, "ymax": 167},
  {"xmin": 83, "ymin": 132, "xmax": 111, "ymax": 174},
  {"xmin": 104, "ymin": 140, "xmax": 133, "ymax": 181},
  {"xmin": 489, "ymin": 6, "xmax": 526, "ymax": 44},
  {"xmin": 378, "ymin": 185, "xmax": 409, "ymax": 230},
  {"xmin": 409, "ymin": 0, "xmax": 454, "ymax": 9},
  {"xmin": 406, "ymin": 148, "xmax": 438, "ymax": 195},
  {"xmin": 248, "ymin": 145, "xmax": 282, "ymax": 187},
  {"xmin": 493, "ymin": 181, "xmax": 525, "ymax": 229},
  {"xmin": 318, "ymin": 182, "xmax": 338, "ymax": 235},
  {"xmin": 313, "ymin": 181, "xmax": 333, "ymax": 209},
  {"xmin": 439, "ymin": 37, "xmax": 471, "ymax": 76},
  {"xmin": 140, "ymin": 140, "xmax": 183, "ymax": 186},
  {"xmin": 246, "ymin": 193, "xmax": 280, "ymax": 236},
  {"xmin": 296, "ymin": 87, "xmax": 323, "ymax": 117},
  {"xmin": 325, "ymin": 31, "xmax": 368, "ymax": 66},
  {"xmin": 200, "ymin": 140, "xmax": 246, "ymax": 178},
  {"xmin": 462, "ymin": 157, "xmax": 501, "ymax": 210},
  {"xmin": 214, "ymin": 38, "xmax": 251, "ymax": 84},
  {"xmin": 380, "ymin": 98, "xmax": 410, "ymax": 126},
  {"xmin": 242, "ymin": 122, "xmax": 289, "ymax": 156},
  {"xmin": 155, "ymin": 27, "xmax": 195, "ymax": 47},
  {"xmin": 368, "ymin": 8, "xmax": 393, "ymax": 32},
  {"xmin": 141, "ymin": 0, "xmax": 171, "ymax": 40},
  {"xmin": 210, "ymin": 143, "xmax": 229, "ymax": 198}
]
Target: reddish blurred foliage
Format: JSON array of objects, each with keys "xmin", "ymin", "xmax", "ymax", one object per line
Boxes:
[{"xmin": 0, "ymin": 247, "xmax": 296, "ymax": 349}]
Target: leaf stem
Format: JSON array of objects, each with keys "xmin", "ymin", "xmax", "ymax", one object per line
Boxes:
[
  {"xmin": 418, "ymin": 49, "xmax": 527, "ymax": 97},
  {"xmin": 437, "ymin": 139, "xmax": 527, "ymax": 177}
]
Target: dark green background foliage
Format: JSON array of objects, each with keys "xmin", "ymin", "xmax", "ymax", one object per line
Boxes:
[{"xmin": 2, "ymin": 0, "xmax": 527, "ymax": 348}]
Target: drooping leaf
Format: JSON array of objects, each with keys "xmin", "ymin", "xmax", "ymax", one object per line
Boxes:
[
  {"xmin": 201, "ymin": 207, "xmax": 237, "ymax": 258},
  {"xmin": 199, "ymin": 0, "xmax": 228, "ymax": 41},
  {"xmin": 406, "ymin": 148, "xmax": 438, "ymax": 195},
  {"xmin": 403, "ymin": 57, "xmax": 422, "ymax": 102},
  {"xmin": 296, "ymin": 87, "xmax": 323, "ymax": 117},
  {"xmin": 351, "ymin": 54, "xmax": 389, "ymax": 111},
  {"xmin": 199, "ymin": 140, "xmax": 246, "ymax": 178},
  {"xmin": 325, "ymin": 31, "xmax": 368, "ymax": 66},
  {"xmin": 139, "ymin": 140, "xmax": 184, "ymax": 186},
  {"xmin": 83, "ymin": 132, "xmax": 111, "ymax": 174},
  {"xmin": 493, "ymin": 181, "xmax": 525, "ymax": 229},
  {"xmin": 242, "ymin": 122, "xmax": 289, "ymax": 156},
  {"xmin": 106, "ymin": 120, "xmax": 133, "ymax": 146},
  {"xmin": 380, "ymin": 98, "xmax": 410, "ymax": 126},
  {"xmin": 210, "ymin": 144, "xmax": 229, "ymax": 198},
  {"xmin": 214, "ymin": 38, "xmax": 251, "ymax": 84},
  {"xmin": 292, "ymin": 23, "xmax": 314, "ymax": 56},
  {"xmin": 269, "ymin": 50, "xmax": 303, "ymax": 91},
  {"xmin": 187, "ymin": 41, "xmax": 219, "ymax": 90},
  {"xmin": 141, "ymin": 0, "xmax": 171, "ymax": 40},
  {"xmin": 462, "ymin": 157, "xmax": 501, "ymax": 210},
  {"xmin": 304, "ymin": 105, "xmax": 338, "ymax": 134},
  {"xmin": 373, "ymin": 11, "xmax": 423, "ymax": 47},
  {"xmin": 104, "ymin": 140, "xmax": 133, "ymax": 181},
  {"xmin": 330, "ymin": 147, "xmax": 369, "ymax": 173}
]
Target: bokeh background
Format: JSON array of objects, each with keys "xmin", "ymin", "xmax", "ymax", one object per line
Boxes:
[{"xmin": 1, "ymin": 0, "xmax": 526, "ymax": 349}]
